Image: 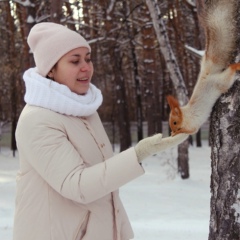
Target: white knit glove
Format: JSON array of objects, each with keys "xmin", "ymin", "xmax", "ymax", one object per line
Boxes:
[{"xmin": 134, "ymin": 133, "xmax": 189, "ymax": 162}]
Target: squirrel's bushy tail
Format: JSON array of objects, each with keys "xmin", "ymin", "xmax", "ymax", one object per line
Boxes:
[{"xmin": 198, "ymin": 0, "xmax": 238, "ymax": 68}]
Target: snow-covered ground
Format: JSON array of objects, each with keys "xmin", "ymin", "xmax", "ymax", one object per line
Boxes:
[{"xmin": 0, "ymin": 141, "xmax": 211, "ymax": 240}]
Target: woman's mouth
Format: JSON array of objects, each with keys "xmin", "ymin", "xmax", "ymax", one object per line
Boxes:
[{"xmin": 77, "ymin": 77, "xmax": 89, "ymax": 82}]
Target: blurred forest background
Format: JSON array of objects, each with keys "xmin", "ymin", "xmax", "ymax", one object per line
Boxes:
[
  {"xmin": 0, "ymin": 0, "xmax": 206, "ymax": 153},
  {"xmin": 2, "ymin": 1, "xmax": 240, "ymax": 237}
]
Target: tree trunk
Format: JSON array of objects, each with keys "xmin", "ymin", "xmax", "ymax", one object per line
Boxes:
[
  {"xmin": 50, "ymin": 0, "xmax": 62, "ymax": 23},
  {"xmin": 146, "ymin": 0, "xmax": 189, "ymax": 179},
  {"xmin": 124, "ymin": 0, "xmax": 143, "ymax": 141},
  {"xmin": 16, "ymin": 0, "xmax": 35, "ymax": 71},
  {"xmin": 141, "ymin": 3, "xmax": 162, "ymax": 136},
  {"xmin": 113, "ymin": 48, "xmax": 132, "ymax": 152},
  {"xmin": 177, "ymin": 139, "xmax": 189, "ymax": 179},
  {"xmin": 6, "ymin": 1, "xmax": 18, "ymax": 156},
  {"xmin": 80, "ymin": 0, "xmax": 91, "ymax": 38},
  {"xmin": 208, "ymin": 80, "xmax": 240, "ymax": 240},
  {"xmin": 196, "ymin": 129, "xmax": 202, "ymax": 147}
]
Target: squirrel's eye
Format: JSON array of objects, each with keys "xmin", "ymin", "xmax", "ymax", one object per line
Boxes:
[{"xmin": 173, "ymin": 121, "xmax": 177, "ymax": 125}]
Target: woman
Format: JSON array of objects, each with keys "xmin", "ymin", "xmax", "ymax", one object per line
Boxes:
[{"xmin": 13, "ymin": 22, "xmax": 188, "ymax": 240}]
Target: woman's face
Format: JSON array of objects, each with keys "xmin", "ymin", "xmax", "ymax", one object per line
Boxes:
[{"xmin": 49, "ymin": 47, "xmax": 93, "ymax": 95}]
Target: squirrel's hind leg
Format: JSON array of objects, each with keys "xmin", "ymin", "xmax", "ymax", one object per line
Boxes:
[{"xmin": 214, "ymin": 63, "xmax": 240, "ymax": 93}]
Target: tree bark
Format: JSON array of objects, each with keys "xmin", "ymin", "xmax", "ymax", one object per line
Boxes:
[
  {"xmin": 16, "ymin": 0, "xmax": 35, "ymax": 71},
  {"xmin": 141, "ymin": 3, "xmax": 162, "ymax": 136},
  {"xmin": 124, "ymin": 0, "xmax": 143, "ymax": 141},
  {"xmin": 209, "ymin": 80, "xmax": 240, "ymax": 240},
  {"xmin": 196, "ymin": 129, "xmax": 202, "ymax": 147},
  {"xmin": 6, "ymin": 1, "xmax": 18, "ymax": 156},
  {"xmin": 177, "ymin": 139, "xmax": 189, "ymax": 179},
  {"xmin": 113, "ymin": 48, "xmax": 132, "ymax": 152},
  {"xmin": 50, "ymin": 0, "xmax": 62, "ymax": 23}
]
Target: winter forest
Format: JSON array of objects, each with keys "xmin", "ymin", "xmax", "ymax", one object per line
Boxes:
[{"xmin": 0, "ymin": 0, "xmax": 240, "ymax": 239}]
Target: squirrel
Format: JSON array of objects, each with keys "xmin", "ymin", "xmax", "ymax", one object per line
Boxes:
[{"xmin": 167, "ymin": 0, "xmax": 240, "ymax": 136}]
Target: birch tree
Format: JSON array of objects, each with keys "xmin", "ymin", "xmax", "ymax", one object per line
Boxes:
[
  {"xmin": 209, "ymin": 81, "xmax": 240, "ymax": 239},
  {"xmin": 145, "ymin": 0, "xmax": 190, "ymax": 178}
]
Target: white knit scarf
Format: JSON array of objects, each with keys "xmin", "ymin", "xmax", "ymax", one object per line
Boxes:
[{"xmin": 23, "ymin": 68, "xmax": 103, "ymax": 117}]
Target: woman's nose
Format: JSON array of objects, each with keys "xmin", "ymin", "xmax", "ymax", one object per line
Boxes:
[{"xmin": 80, "ymin": 61, "xmax": 91, "ymax": 72}]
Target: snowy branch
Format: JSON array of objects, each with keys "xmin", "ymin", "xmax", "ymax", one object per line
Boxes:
[
  {"xmin": 185, "ymin": 45, "xmax": 204, "ymax": 59},
  {"xmin": 12, "ymin": 0, "xmax": 35, "ymax": 7},
  {"xmin": 184, "ymin": 0, "xmax": 196, "ymax": 7},
  {"xmin": 107, "ymin": 0, "xmax": 116, "ymax": 15},
  {"xmin": 88, "ymin": 37, "xmax": 105, "ymax": 44}
]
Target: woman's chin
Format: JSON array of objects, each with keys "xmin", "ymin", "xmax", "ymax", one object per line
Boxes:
[{"xmin": 73, "ymin": 85, "xmax": 90, "ymax": 95}]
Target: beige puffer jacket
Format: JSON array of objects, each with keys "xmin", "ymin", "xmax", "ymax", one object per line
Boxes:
[{"xmin": 13, "ymin": 105, "xmax": 144, "ymax": 240}]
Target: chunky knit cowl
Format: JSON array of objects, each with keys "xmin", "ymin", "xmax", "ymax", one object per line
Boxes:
[{"xmin": 23, "ymin": 68, "xmax": 103, "ymax": 117}]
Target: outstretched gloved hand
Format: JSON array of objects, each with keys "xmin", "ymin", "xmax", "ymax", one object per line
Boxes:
[{"xmin": 134, "ymin": 133, "xmax": 189, "ymax": 163}]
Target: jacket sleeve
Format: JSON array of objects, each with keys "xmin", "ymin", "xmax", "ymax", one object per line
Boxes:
[{"xmin": 16, "ymin": 107, "xmax": 144, "ymax": 204}]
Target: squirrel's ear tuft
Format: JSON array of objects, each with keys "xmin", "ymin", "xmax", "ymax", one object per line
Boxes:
[
  {"xmin": 167, "ymin": 95, "xmax": 182, "ymax": 118},
  {"xmin": 167, "ymin": 95, "xmax": 180, "ymax": 109}
]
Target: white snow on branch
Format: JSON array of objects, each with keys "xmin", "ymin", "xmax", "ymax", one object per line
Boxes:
[
  {"xmin": 107, "ymin": 0, "xmax": 115, "ymax": 15},
  {"xmin": 186, "ymin": 0, "xmax": 196, "ymax": 7},
  {"xmin": 185, "ymin": 45, "xmax": 204, "ymax": 58},
  {"xmin": 144, "ymin": 59, "xmax": 154, "ymax": 63},
  {"xmin": 231, "ymin": 189, "xmax": 240, "ymax": 223},
  {"xmin": 88, "ymin": 37, "xmax": 105, "ymax": 44},
  {"xmin": 36, "ymin": 14, "xmax": 50, "ymax": 23},
  {"xmin": 12, "ymin": 0, "xmax": 35, "ymax": 7}
]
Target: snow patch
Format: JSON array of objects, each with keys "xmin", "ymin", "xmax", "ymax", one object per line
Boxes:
[
  {"xmin": 144, "ymin": 59, "xmax": 154, "ymax": 63},
  {"xmin": 0, "ymin": 142, "xmax": 211, "ymax": 240},
  {"xmin": 231, "ymin": 189, "xmax": 240, "ymax": 223},
  {"xmin": 27, "ymin": 15, "xmax": 34, "ymax": 23}
]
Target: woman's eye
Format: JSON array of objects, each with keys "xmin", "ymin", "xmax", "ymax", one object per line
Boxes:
[
  {"xmin": 86, "ymin": 58, "xmax": 92, "ymax": 63},
  {"xmin": 72, "ymin": 61, "xmax": 79, "ymax": 64}
]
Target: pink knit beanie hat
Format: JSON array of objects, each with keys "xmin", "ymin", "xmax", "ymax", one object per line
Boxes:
[{"xmin": 27, "ymin": 22, "xmax": 91, "ymax": 77}]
